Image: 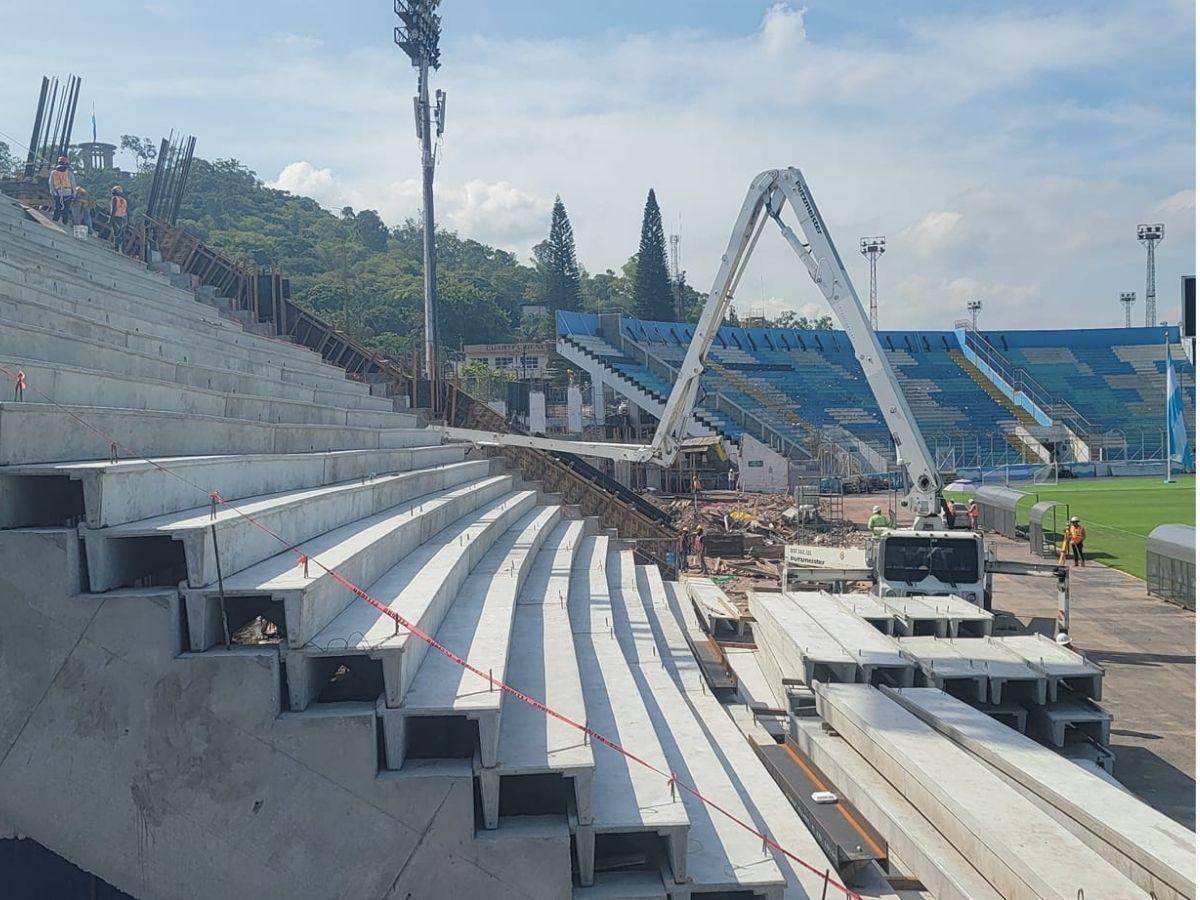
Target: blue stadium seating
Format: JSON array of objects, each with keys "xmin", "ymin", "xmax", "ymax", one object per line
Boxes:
[{"xmin": 556, "ymin": 312, "xmax": 1196, "ymax": 467}]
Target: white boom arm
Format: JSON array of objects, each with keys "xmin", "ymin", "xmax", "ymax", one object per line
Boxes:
[{"xmin": 445, "ymin": 167, "xmax": 944, "ymax": 524}]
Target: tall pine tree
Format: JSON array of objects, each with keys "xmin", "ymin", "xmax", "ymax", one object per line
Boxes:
[
  {"xmin": 535, "ymin": 195, "xmax": 582, "ymax": 312},
  {"xmin": 633, "ymin": 189, "xmax": 674, "ymax": 321}
]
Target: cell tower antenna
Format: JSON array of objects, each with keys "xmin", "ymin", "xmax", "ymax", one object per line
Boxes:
[
  {"xmin": 1119, "ymin": 291, "xmax": 1136, "ymax": 328},
  {"xmin": 1137, "ymin": 223, "xmax": 1164, "ymax": 327},
  {"xmin": 860, "ymin": 236, "xmax": 885, "ymax": 329}
]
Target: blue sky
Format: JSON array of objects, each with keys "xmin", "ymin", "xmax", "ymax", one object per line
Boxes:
[{"xmin": 0, "ymin": 1, "xmax": 1194, "ymax": 329}]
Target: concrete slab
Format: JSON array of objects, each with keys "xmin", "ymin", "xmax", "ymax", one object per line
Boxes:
[
  {"xmin": 784, "ymin": 592, "xmax": 915, "ymax": 687},
  {"xmin": 897, "ymin": 635, "xmax": 1046, "ymax": 705},
  {"xmin": 299, "ymin": 488, "xmax": 538, "ymax": 715},
  {"xmin": 0, "ymin": 401, "xmax": 434, "ymax": 465},
  {"xmin": 1025, "ymin": 697, "xmax": 1113, "ymax": 748},
  {"xmin": 568, "ymin": 534, "xmax": 689, "ymax": 888},
  {"xmin": 789, "ymin": 717, "xmax": 1003, "ymax": 900},
  {"xmin": 815, "ymin": 683, "xmax": 1146, "ymax": 900},
  {"xmin": 0, "ymin": 445, "xmax": 463, "ymax": 529},
  {"xmin": 992, "ymin": 634, "xmax": 1103, "ymax": 701},
  {"xmin": 826, "ymin": 592, "xmax": 897, "ymax": 635},
  {"xmin": 639, "ymin": 570, "xmax": 855, "ymax": 899},
  {"xmin": 183, "ymin": 474, "xmax": 512, "ymax": 651},
  {"xmin": 891, "ymin": 635, "xmax": 990, "ymax": 702},
  {"xmin": 609, "ymin": 554, "xmax": 784, "ymax": 898},
  {"xmin": 885, "ymin": 687, "xmax": 1195, "ymax": 900},
  {"xmin": 683, "ymin": 575, "xmax": 745, "ymax": 636},
  {"xmin": 747, "ymin": 591, "xmax": 859, "ymax": 686},
  {"xmin": 875, "ymin": 593, "xmax": 993, "ymax": 638},
  {"xmin": 85, "ymin": 459, "xmax": 490, "ymax": 590},
  {"xmin": 488, "ymin": 519, "xmax": 595, "ymax": 829},
  {"xmin": 395, "ymin": 503, "xmax": 562, "ymax": 766},
  {"xmin": 724, "ymin": 647, "xmax": 788, "ymax": 715}
]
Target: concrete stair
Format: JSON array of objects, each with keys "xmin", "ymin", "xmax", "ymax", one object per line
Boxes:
[{"xmin": 0, "ymin": 192, "xmax": 857, "ymax": 899}]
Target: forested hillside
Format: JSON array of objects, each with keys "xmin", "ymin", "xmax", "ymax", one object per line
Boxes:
[{"xmin": 37, "ymin": 145, "xmax": 829, "ymax": 358}]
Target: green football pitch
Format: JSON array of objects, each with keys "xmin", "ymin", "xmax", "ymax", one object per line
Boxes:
[{"xmin": 952, "ymin": 475, "xmax": 1194, "ymax": 580}]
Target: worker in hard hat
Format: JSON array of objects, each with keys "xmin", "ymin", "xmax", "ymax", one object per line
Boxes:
[
  {"xmin": 967, "ymin": 497, "xmax": 980, "ymax": 530},
  {"xmin": 48, "ymin": 155, "xmax": 77, "ymax": 224},
  {"xmin": 71, "ymin": 186, "xmax": 93, "ymax": 234},
  {"xmin": 1065, "ymin": 516, "xmax": 1087, "ymax": 567},
  {"xmin": 867, "ymin": 504, "xmax": 891, "ymax": 535},
  {"xmin": 109, "ymin": 185, "xmax": 129, "ymax": 253}
]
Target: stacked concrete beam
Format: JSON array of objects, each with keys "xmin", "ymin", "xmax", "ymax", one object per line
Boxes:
[
  {"xmin": 886, "ymin": 687, "xmax": 1195, "ymax": 900},
  {"xmin": 814, "ymin": 683, "xmax": 1147, "ymax": 899},
  {"xmin": 897, "ymin": 635, "xmax": 1047, "ymax": 704},
  {"xmin": 683, "ymin": 574, "xmax": 745, "ymax": 635},
  {"xmin": 874, "ymin": 592, "xmax": 993, "ymax": 637}
]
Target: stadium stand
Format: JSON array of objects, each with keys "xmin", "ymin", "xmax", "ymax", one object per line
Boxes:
[
  {"xmin": 557, "ymin": 312, "xmax": 1196, "ymax": 472},
  {"xmin": 0, "ymin": 193, "xmax": 842, "ymax": 898}
]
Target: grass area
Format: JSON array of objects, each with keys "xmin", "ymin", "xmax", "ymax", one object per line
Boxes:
[{"xmin": 949, "ymin": 475, "xmax": 1194, "ymax": 580}]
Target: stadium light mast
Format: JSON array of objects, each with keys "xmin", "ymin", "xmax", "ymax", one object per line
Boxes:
[
  {"xmin": 860, "ymin": 236, "xmax": 885, "ymax": 329},
  {"xmin": 1119, "ymin": 291, "xmax": 1136, "ymax": 328},
  {"xmin": 966, "ymin": 299, "xmax": 982, "ymax": 330},
  {"xmin": 395, "ymin": 0, "xmax": 445, "ymax": 383},
  {"xmin": 1138, "ymin": 223, "xmax": 1164, "ymax": 328}
]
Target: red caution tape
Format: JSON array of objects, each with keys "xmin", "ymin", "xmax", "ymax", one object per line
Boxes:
[{"xmin": 0, "ymin": 358, "xmax": 861, "ymax": 899}]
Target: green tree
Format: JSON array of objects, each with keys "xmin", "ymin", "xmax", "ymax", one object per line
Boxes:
[
  {"xmin": 633, "ymin": 189, "xmax": 674, "ymax": 321},
  {"xmin": 119, "ymin": 135, "xmax": 159, "ymax": 171},
  {"xmin": 0, "ymin": 141, "xmax": 16, "ymax": 177},
  {"xmin": 353, "ymin": 209, "xmax": 389, "ymax": 252},
  {"xmin": 533, "ymin": 195, "xmax": 582, "ymax": 312}
]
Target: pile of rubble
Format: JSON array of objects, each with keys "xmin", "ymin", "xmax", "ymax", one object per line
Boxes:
[{"xmin": 655, "ymin": 490, "xmax": 871, "ymax": 610}]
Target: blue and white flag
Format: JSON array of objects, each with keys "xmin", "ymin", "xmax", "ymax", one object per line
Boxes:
[
  {"xmin": 1167, "ymin": 344, "xmax": 1193, "ymax": 470},
  {"xmin": 91, "ymin": 103, "xmax": 97, "ymax": 143}
]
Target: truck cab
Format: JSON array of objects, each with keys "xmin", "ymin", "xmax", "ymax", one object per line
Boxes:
[{"xmin": 871, "ymin": 529, "xmax": 986, "ymax": 607}]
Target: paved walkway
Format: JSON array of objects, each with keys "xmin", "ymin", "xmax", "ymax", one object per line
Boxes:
[{"xmin": 990, "ymin": 537, "xmax": 1195, "ymax": 828}]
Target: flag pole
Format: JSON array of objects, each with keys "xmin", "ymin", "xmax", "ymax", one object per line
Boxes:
[{"xmin": 1165, "ymin": 329, "xmax": 1174, "ymax": 484}]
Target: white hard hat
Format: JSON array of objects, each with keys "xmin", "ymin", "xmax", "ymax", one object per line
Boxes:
[
  {"xmin": 872, "ymin": 505, "xmax": 881, "ymax": 513},
  {"xmin": 1070, "ymin": 516, "xmax": 1080, "ymax": 522}
]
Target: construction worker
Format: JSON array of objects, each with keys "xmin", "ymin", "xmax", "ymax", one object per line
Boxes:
[
  {"xmin": 70, "ymin": 186, "xmax": 93, "ymax": 234},
  {"xmin": 694, "ymin": 527, "xmax": 709, "ymax": 575},
  {"xmin": 1065, "ymin": 516, "xmax": 1087, "ymax": 567},
  {"xmin": 867, "ymin": 504, "xmax": 891, "ymax": 535},
  {"xmin": 967, "ymin": 498, "xmax": 980, "ymax": 530},
  {"xmin": 48, "ymin": 155, "xmax": 76, "ymax": 224},
  {"xmin": 109, "ymin": 185, "xmax": 129, "ymax": 252}
]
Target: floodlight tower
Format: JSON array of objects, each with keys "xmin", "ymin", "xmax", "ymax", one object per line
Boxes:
[
  {"xmin": 860, "ymin": 236, "xmax": 886, "ymax": 329},
  {"xmin": 395, "ymin": 0, "xmax": 446, "ymax": 381},
  {"xmin": 1119, "ymin": 291, "xmax": 1136, "ymax": 328},
  {"xmin": 966, "ymin": 299, "xmax": 982, "ymax": 330},
  {"xmin": 1138, "ymin": 223, "xmax": 1164, "ymax": 328}
]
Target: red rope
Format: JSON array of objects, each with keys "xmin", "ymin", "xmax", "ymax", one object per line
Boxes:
[{"xmin": 0, "ymin": 361, "xmax": 860, "ymax": 899}]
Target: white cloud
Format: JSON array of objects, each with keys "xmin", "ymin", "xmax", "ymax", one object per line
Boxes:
[
  {"xmin": 269, "ymin": 161, "xmax": 343, "ymax": 206},
  {"xmin": 901, "ymin": 211, "xmax": 969, "ymax": 259},
  {"xmin": 273, "ymin": 32, "xmax": 324, "ymax": 51},
  {"xmin": 760, "ymin": 4, "xmax": 807, "ymax": 56}
]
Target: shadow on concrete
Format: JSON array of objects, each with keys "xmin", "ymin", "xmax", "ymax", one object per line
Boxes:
[
  {"xmin": 1081, "ymin": 649, "xmax": 1196, "ymax": 667},
  {"xmin": 1110, "ymin": 744, "xmax": 1197, "ymax": 829}
]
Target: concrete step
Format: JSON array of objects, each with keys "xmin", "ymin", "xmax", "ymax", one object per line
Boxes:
[
  {"xmin": 83, "ymin": 458, "xmax": 493, "ymax": 591},
  {"xmin": 298, "ymin": 490, "xmax": 542, "ymax": 715},
  {"xmin": 483, "ymin": 518, "xmax": 594, "ymax": 830},
  {"xmin": 567, "ymin": 533, "xmax": 688, "ymax": 889},
  {"xmin": 0, "ymin": 445, "xmax": 468, "ymax": 529},
  {"xmin": 183, "ymin": 474, "xmax": 515, "ymax": 652},
  {"xmin": 0, "ymin": 264, "xmax": 371, "ymax": 390},
  {"xmin": 390, "ymin": 504, "xmax": 563, "ymax": 769},
  {"xmin": 643, "ymin": 568, "xmax": 841, "ymax": 898},
  {"xmin": 0, "ymin": 401, "xmax": 437, "ymax": 466},
  {"xmin": 0, "ymin": 290, "xmax": 364, "ymax": 394},
  {"xmin": 607, "ymin": 552, "xmax": 785, "ymax": 898},
  {"xmin": 814, "ymin": 683, "xmax": 1147, "ymax": 900},
  {"xmin": 0, "ymin": 357, "xmax": 410, "ymax": 435}
]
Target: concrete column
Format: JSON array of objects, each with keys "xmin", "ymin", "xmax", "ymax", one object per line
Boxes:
[
  {"xmin": 567, "ymin": 385, "xmax": 583, "ymax": 434},
  {"xmin": 529, "ymin": 390, "xmax": 547, "ymax": 435},
  {"xmin": 591, "ymin": 380, "xmax": 605, "ymax": 424},
  {"xmin": 614, "ymin": 459, "xmax": 632, "ymax": 488}
]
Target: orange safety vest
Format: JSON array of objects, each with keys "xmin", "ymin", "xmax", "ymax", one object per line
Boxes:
[
  {"xmin": 112, "ymin": 195, "xmax": 128, "ymax": 218},
  {"xmin": 50, "ymin": 169, "xmax": 72, "ymax": 190},
  {"xmin": 1068, "ymin": 524, "xmax": 1086, "ymax": 545}
]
